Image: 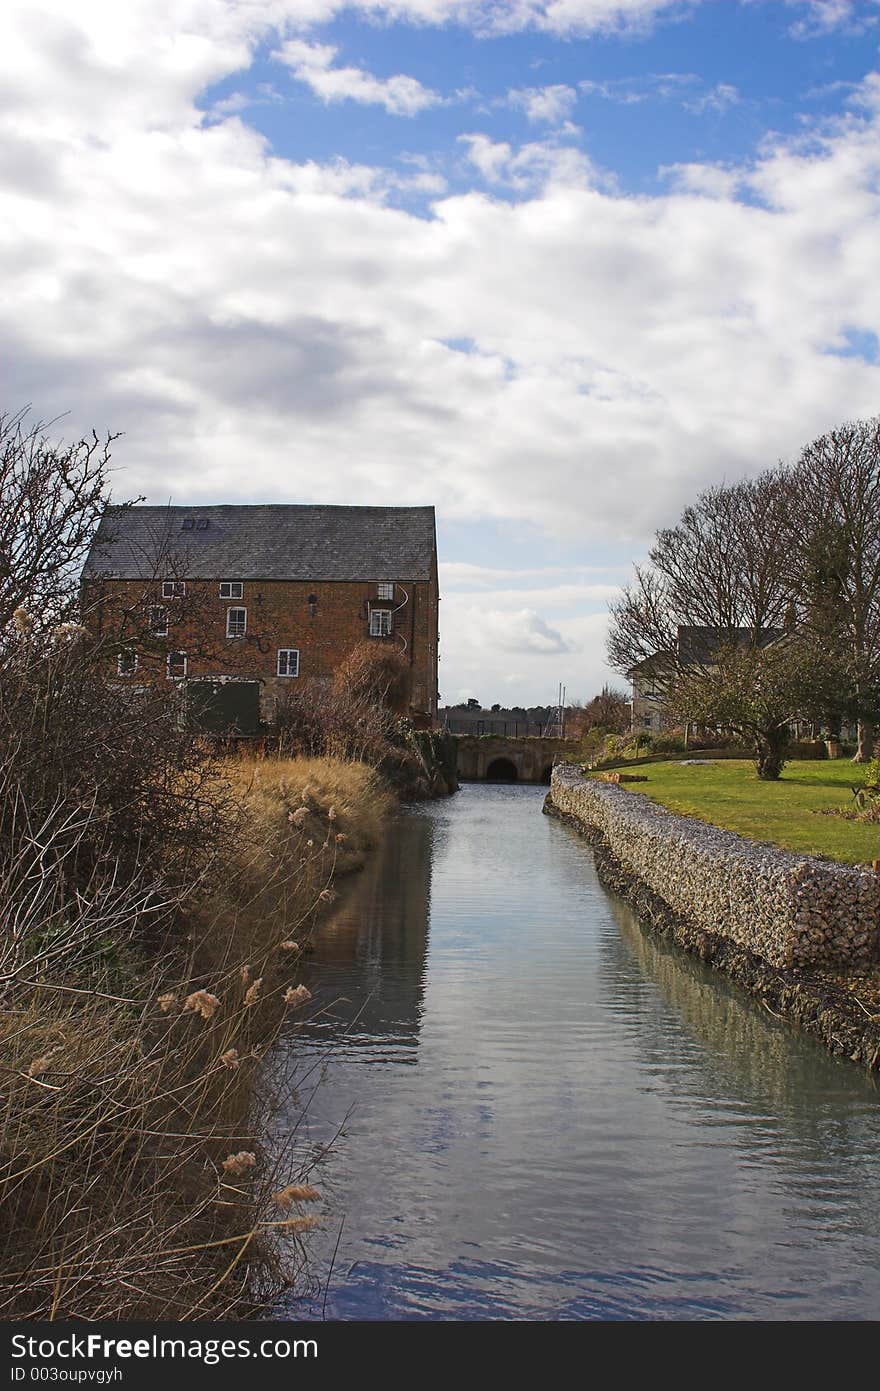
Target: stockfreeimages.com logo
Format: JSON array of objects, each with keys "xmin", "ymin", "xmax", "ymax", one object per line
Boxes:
[{"xmin": 11, "ymin": 1334, "xmax": 317, "ymax": 1371}]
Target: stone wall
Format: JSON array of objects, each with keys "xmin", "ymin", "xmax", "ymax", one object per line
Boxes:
[{"xmin": 550, "ymin": 764, "xmax": 880, "ymax": 969}]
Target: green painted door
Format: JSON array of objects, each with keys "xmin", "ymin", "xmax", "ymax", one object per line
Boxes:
[{"xmin": 186, "ymin": 680, "xmax": 261, "ymax": 734}]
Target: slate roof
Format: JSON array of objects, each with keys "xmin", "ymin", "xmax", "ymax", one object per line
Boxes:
[
  {"xmin": 83, "ymin": 504, "xmax": 437, "ymax": 583},
  {"xmin": 627, "ymin": 628, "xmax": 786, "ymax": 677},
  {"xmin": 676, "ymin": 624, "xmax": 785, "ymax": 664},
  {"xmin": 626, "ymin": 654, "xmax": 676, "ymax": 681}
]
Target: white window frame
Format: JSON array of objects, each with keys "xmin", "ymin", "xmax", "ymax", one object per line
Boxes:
[
  {"xmin": 369, "ymin": 609, "xmax": 392, "ymax": 637},
  {"xmin": 219, "ymin": 581, "xmax": 244, "ymax": 599},
  {"xmin": 162, "ymin": 580, "xmax": 186, "ymax": 599},
  {"xmin": 117, "ymin": 649, "xmax": 138, "ymax": 676},
  {"xmin": 166, "ymin": 651, "xmax": 187, "ymax": 680},
  {"xmin": 150, "ymin": 606, "xmax": 168, "ymax": 637},
  {"xmin": 377, "ymin": 582, "xmax": 394, "ymax": 600},
  {"xmin": 226, "ymin": 606, "xmax": 247, "ymax": 638},
  {"xmin": 277, "ymin": 648, "xmax": 300, "ymax": 677}
]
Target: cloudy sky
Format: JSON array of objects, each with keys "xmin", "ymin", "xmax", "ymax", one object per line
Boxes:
[{"xmin": 3, "ymin": 1, "xmax": 879, "ymax": 705}]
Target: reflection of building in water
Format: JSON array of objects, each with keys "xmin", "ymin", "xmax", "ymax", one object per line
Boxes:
[
  {"xmin": 600, "ymin": 897, "xmax": 879, "ymax": 1149},
  {"xmin": 295, "ymin": 809, "xmax": 434, "ymax": 1052}
]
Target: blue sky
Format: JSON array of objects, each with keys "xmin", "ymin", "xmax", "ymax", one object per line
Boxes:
[
  {"xmin": 203, "ymin": 4, "xmax": 877, "ymax": 198},
  {"xmin": 2, "ymin": 1, "xmax": 879, "ymax": 703}
]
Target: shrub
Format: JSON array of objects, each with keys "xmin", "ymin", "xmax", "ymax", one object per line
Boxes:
[
  {"xmin": 652, "ymin": 734, "xmax": 687, "ymax": 754},
  {"xmin": 333, "ymin": 641, "xmax": 410, "ymax": 713},
  {"xmin": 786, "ymin": 740, "xmax": 828, "ymax": 760}
]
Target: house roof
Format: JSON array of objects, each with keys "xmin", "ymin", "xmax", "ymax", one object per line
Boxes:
[
  {"xmin": 83, "ymin": 504, "xmax": 437, "ymax": 583},
  {"xmin": 627, "ymin": 627, "xmax": 787, "ymax": 678},
  {"xmin": 627, "ymin": 651, "xmax": 675, "ymax": 678},
  {"xmin": 676, "ymin": 624, "xmax": 785, "ymax": 664}
]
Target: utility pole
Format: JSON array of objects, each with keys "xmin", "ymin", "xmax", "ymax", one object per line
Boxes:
[{"xmin": 544, "ymin": 682, "xmax": 566, "ymax": 738}]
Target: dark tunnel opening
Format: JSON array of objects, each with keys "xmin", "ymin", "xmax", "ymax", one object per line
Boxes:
[{"xmin": 486, "ymin": 757, "xmax": 519, "ymax": 782}]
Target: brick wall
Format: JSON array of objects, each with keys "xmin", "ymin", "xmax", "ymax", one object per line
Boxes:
[{"xmin": 87, "ymin": 575, "xmax": 439, "ymax": 719}]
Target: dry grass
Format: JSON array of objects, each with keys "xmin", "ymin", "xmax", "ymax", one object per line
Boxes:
[{"xmin": 0, "ymin": 756, "xmax": 391, "ymax": 1321}]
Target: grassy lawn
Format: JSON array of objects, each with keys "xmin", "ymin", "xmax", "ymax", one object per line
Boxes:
[{"xmin": 613, "ymin": 759, "xmax": 879, "ymax": 866}]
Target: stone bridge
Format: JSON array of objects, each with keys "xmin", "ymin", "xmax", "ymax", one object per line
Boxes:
[{"xmin": 453, "ymin": 734, "xmax": 572, "ymax": 784}]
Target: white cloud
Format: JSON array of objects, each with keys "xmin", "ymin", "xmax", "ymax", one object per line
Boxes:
[
  {"xmin": 440, "ymin": 561, "xmax": 625, "ymax": 586},
  {"xmin": 508, "ymin": 84, "xmax": 579, "ymax": 125},
  {"xmin": 439, "ymin": 567, "xmax": 622, "ymax": 605},
  {"xmin": 458, "ymin": 132, "xmax": 595, "ymax": 188},
  {"xmin": 302, "ymin": 2, "xmax": 692, "ymax": 37},
  {"xmin": 684, "ymin": 81, "xmax": 740, "ymax": 115},
  {"xmin": 580, "ymin": 72, "xmax": 738, "ymax": 110},
  {"xmin": 3, "ymin": 1, "xmax": 880, "ymax": 704},
  {"xmin": 274, "ymin": 38, "xmax": 440, "ymax": 115},
  {"xmin": 482, "ymin": 608, "xmax": 573, "ymax": 653},
  {"xmin": 440, "ymin": 602, "xmax": 611, "ymax": 705},
  {"xmin": 782, "ymin": 0, "xmax": 880, "ymax": 38}
]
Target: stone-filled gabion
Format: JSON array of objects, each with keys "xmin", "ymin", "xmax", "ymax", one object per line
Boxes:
[{"xmin": 550, "ymin": 765, "xmax": 880, "ymax": 969}]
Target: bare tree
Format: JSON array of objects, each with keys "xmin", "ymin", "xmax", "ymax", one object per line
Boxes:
[
  {"xmin": 651, "ymin": 471, "xmax": 796, "ymax": 638},
  {"xmin": 568, "ymin": 686, "xmax": 630, "ymax": 736},
  {"xmin": 0, "ymin": 412, "xmax": 122, "ymax": 645},
  {"xmin": 790, "ymin": 417, "xmax": 880, "ymax": 762},
  {"xmin": 1, "ymin": 412, "xmax": 232, "ymax": 900},
  {"xmin": 607, "ymin": 470, "xmax": 798, "ymax": 684},
  {"xmin": 606, "ymin": 564, "xmax": 678, "ymax": 678}
]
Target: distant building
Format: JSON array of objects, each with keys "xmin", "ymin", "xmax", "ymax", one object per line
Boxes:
[
  {"xmin": 628, "ymin": 625, "xmax": 785, "ymax": 733},
  {"xmin": 628, "ymin": 652, "xmax": 675, "ymax": 733},
  {"xmin": 82, "ymin": 504, "xmax": 439, "ymax": 731},
  {"xmin": 441, "ymin": 706, "xmax": 552, "ymax": 737}
]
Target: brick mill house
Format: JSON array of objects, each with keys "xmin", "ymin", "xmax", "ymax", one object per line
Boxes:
[{"xmin": 82, "ymin": 504, "xmax": 440, "ymax": 733}]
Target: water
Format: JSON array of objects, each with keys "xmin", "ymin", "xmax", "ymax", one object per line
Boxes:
[{"xmin": 273, "ymin": 783, "xmax": 880, "ymax": 1320}]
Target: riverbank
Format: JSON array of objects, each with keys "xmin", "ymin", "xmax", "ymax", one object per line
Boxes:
[
  {"xmin": 545, "ymin": 769, "xmax": 880, "ymax": 1072},
  {"xmin": 0, "ymin": 756, "xmax": 392, "ymax": 1321}
]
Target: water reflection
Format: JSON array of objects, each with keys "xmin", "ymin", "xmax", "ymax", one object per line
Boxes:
[
  {"xmin": 272, "ymin": 784, "xmax": 880, "ymax": 1321},
  {"xmin": 290, "ymin": 808, "xmax": 435, "ymax": 1058}
]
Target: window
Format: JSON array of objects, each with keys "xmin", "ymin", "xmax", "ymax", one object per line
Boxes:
[
  {"xmin": 220, "ymin": 581, "xmax": 243, "ymax": 599},
  {"xmin": 226, "ymin": 607, "xmax": 247, "ymax": 638},
  {"xmin": 117, "ymin": 649, "xmax": 138, "ymax": 676},
  {"xmin": 166, "ymin": 651, "xmax": 187, "ymax": 680},
  {"xmin": 277, "ymin": 649, "xmax": 299, "ymax": 677},
  {"xmin": 162, "ymin": 580, "xmax": 185, "ymax": 599},
  {"xmin": 181, "ymin": 518, "xmax": 194, "ymax": 531},
  {"xmin": 196, "ymin": 518, "xmax": 209, "ymax": 530},
  {"xmin": 369, "ymin": 609, "xmax": 392, "ymax": 637},
  {"xmin": 377, "ymin": 582, "xmax": 394, "ymax": 600},
  {"xmin": 149, "ymin": 606, "xmax": 168, "ymax": 637}
]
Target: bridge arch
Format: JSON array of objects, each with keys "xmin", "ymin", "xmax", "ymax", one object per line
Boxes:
[
  {"xmin": 486, "ymin": 756, "xmax": 519, "ymax": 782},
  {"xmin": 451, "ymin": 734, "xmax": 570, "ymax": 783}
]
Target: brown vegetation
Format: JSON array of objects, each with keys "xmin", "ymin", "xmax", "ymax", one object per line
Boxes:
[
  {"xmin": 0, "ymin": 414, "xmax": 395, "ymax": 1318},
  {"xmin": 0, "ymin": 754, "xmax": 389, "ymax": 1320}
]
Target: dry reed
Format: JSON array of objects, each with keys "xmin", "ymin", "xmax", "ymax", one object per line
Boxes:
[{"xmin": 0, "ymin": 755, "xmax": 391, "ymax": 1320}]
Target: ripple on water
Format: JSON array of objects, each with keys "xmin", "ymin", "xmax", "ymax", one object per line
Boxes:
[{"xmin": 271, "ymin": 783, "xmax": 880, "ymax": 1321}]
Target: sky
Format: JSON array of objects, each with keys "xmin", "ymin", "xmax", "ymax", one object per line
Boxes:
[{"xmin": 2, "ymin": 1, "xmax": 880, "ymax": 706}]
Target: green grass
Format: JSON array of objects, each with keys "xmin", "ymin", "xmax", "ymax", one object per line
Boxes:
[{"xmin": 613, "ymin": 759, "xmax": 880, "ymax": 866}]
